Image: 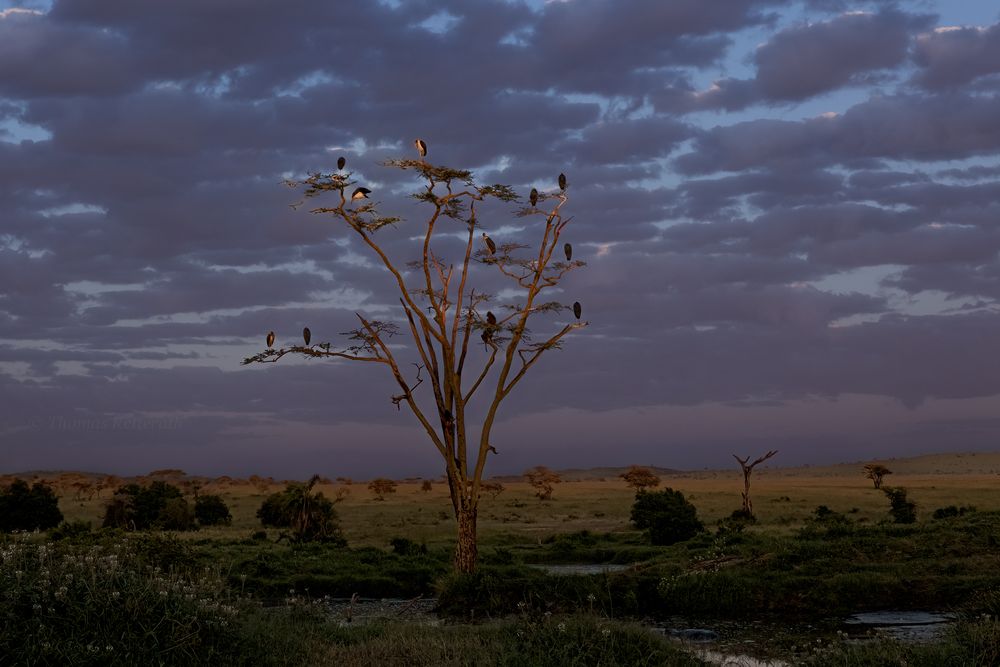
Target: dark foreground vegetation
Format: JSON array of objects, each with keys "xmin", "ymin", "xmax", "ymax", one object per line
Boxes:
[{"xmin": 4, "ymin": 475, "xmax": 1000, "ymax": 664}]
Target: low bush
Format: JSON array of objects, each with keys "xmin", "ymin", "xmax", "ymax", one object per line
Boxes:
[
  {"xmin": 0, "ymin": 480, "xmax": 63, "ymax": 532},
  {"xmin": 630, "ymin": 488, "xmax": 703, "ymax": 546},
  {"xmin": 102, "ymin": 482, "xmax": 195, "ymax": 531},
  {"xmin": 195, "ymin": 494, "xmax": 232, "ymax": 526}
]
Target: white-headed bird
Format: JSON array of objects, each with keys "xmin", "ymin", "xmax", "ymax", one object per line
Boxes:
[
  {"xmin": 351, "ymin": 187, "xmax": 371, "ymax": 200},
  {"xmin": 414, "ymin": 138, "xmax": 427, "ymax": 158},
  {"xmin": 482, "ymin": 233, "xmax": 496, "ymax": 255}
]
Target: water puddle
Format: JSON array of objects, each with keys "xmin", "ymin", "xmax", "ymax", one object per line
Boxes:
[
  {"xmin": 527, "ymin": 563, "xmax": 632, "ymax": 576},
  {"xmin": 844, "ymin": 610, "xmax": 955, "ymax": 642}
]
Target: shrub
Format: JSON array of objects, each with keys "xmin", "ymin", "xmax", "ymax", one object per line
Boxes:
[
  {"xmin": 367, "ymin": 478, "xmax": 397, "ymax": 500},
  {"xmin": 0, "ymin": 480, "xmax": 63, "ymax": 532},
  {"xmin": 883, "ymin": 486, "xmax": 917, "ymax": 524},
  {"xmin": 630, "ymin": 488, "xmax": 703, "ymax": 546},
  {"xmin": 524, "ymin": 466, "xmax": 561, "ymax": 500},
  {"xmin": 420, "ymin": 480, "xmax": 433, "ymax": 492},
  {"xmin": 390, "ymin": 537, "xmax": 427, "ymax": 556},
  {"xmin": 933, "ymin": 505, "xmax": 975, "ymax": 520},
  {"xmin": 102, "ymin": 481, "xmax": 195, "ymax": 530},
  {"xmin": 256, "ymin": 477, "xmax": 345, "ymax": 544},
  {"xmin": 195, "ymin": 494, "xmax": 232, "ymax": 526}
]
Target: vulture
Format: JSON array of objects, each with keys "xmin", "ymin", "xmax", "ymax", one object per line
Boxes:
[
  {"xmin": 573, "ymin": 302, "xmax": 582, "ymax": 319},
  {"xmin": 414, "ymin": 138, "xmax": 427, "ymax": 158},
  {"xmin": 486, "ymin": 311, "xmax": 497, "ymax": 326},
  {"xmin": 558, "ymin": 172, "xmax": 567, "ymax": 190},
  {"xmin": 482, "ymin": 232, "xmax": 496, "ymax": 255},
  {"xmin": 529, "ymin": 188, "xmax": 538, "ymax": 207},
  {"xmin": 564, "ymin": 243, "xmax": 572, "ymax": 261},
  {"xmin": 266, "ymin": 331, "xmax": 275, "ymax": 348},
  {"xmin": 481, "ymin": 330, "xmax": 491, "ymax": 344},
  {"xmin": 351, "ymin": 187, "xmax": 371, "ymax": 200},
  {"xmin": 337, "ymin": 156, "xmax": 346, "ymax": 170},
  {"xmin": 303, "ymin": 327, "xmax": 311, "ymax": 346}
]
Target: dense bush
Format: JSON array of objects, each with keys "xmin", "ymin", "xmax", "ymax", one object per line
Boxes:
[
  {"xmin": 256, "ymin": 477, "xmax": 344, "ymax": 544},
  {"xmin": 0, "ymin": 480, "xmax": 63, "ymax": 532},
  {"xmin": 883, "ymin": 486, "xmax": 917, "ymax": 524},
  {"xmin": 0, "ymin": 534, "xmax": 332, "ymax": 665},
  {"xmin": 195, "ymin": 494, "xmax": 232, "ymax": 526},
  {"xmin": 102, "ymin": 482, "xmax": 195, "ymax": 531},
  {"xmin": 932, "ymin": 504, "xmax": 975, "ymax": 520},
  {"xmin": 630, "ymin": 488, "xmax": 703, "ymax": 546}
]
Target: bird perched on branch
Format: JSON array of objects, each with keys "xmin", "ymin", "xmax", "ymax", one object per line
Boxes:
[
  {"xmin": 486, "ymin": 311, "xmax": 497, "ymax": 326},
  {"xmin": 558, "ymin": 173, "xmax": 567, "ymax": 190},
  {"xmin": 266, "ymin": 331, "xmax": 275, "ymax": 348},
  {"xmin": 414, "ymin": 138, "xmax": 427, "ymax": 158},
  {"xmin": 482, "ymin": 233, "xmax": 496, "ymax": 255},
  {"xmin": 573, "ymin": 302, "xmax": 582, "ymax": 319},
  {"xmin": 303, "ymin": 327, "xmax": 311, "ymax": 346},
  {"xmin": 351, "ymin": 187, "xmax": 371, "ymax": 200},
  {"xmin": 564, "ymin": 243, "xmax": 572, "ymax": 261},
  {"xmin": 529, "ymin": 188, "xmax": 538, "ymax": 207},
  {"xmin": 337, "ymin": 156, "xmax": 346, "ymax": 170}
]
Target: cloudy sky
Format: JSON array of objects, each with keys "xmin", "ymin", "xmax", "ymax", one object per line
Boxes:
[{"xmin": 2, "ymin": 0, "xmax": 1000, "ymax": 478}]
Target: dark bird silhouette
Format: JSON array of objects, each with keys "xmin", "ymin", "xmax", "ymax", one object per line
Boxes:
[
  {"xmin": 337, "ymin": 156, "xmax": 346, "ymax": 170},
  {"xmin": 351, "ymin": 187, "xmax": 371, "ymax": 200},
  {"xmin": 266, "ymin": 331, "xmax": 275, "ymax": 348},
  {"xmin": 564, "ymin": 243, "xmax": 572, "ymax": 261},
  {"xmin": 482, "ymin": 232, "xmax": 496, "ymax": 255},
  {"xmin": 558, "ymin": 173, "xmax": 567, "ymax": 190},
  {"xmin": 488, "ymin": 445, "xmax": 498, "ymax": 455},
  {"xmin": 481, "ymin": 330, "xmax": 491, "ymax": 344},
  {"xmin": 486, "ymin": 312, "xmax": 497, "ymax": 327},
  {"xmin": 414, "ymin": 138, "xmax": 427, "ymax": 158},
  {"xmin": 529, "ymin": 188, "xmax": 538, "ymax": 207},
  {"xmin": 573, "ymin": 302, "xmax": 582, "ymax": 319},
  {"xmin": 303, "ymin": 327, "xmax": 311, "ymax": 346}
]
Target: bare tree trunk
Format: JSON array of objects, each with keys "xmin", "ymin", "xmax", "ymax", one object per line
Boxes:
[
  {"xmin": 733, "ymin": 450, "xmax": 778, "ymax": 519},
  {"xmin": 454, "ymin": 507, "xmax": 478, "ymax": 574}
]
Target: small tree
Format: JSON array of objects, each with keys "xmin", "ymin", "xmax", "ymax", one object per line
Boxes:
[
  {"xmin": 103, "ymin": 481, "xmax": 194, "ymax": 530},
  {"xmin": 620, "ymin": 466, "xmax": 661, "ymax": 492},
  {"xmin": 732, "ymin": 450, "xmax": 778, "ymax": 518},
  {"xmin": 863, "ymin": 463, "xmax": 892, "ymax": 490},
  {"xmin": 482, "ymin": 481, "xmax": 505, "ymax": 500},
  {"xmin": 256, "ymin": 476, "xmax": 344, "ymax": 543},
  {"xmin": 194, "ymin": 494, "xmax": 232, "ymax": 526},
  {"xmin": 630, "ymin": 488, "xmax": 703, "ymax": 546},
  {"xmin": 368, "ymin": 478, "xmax": 398, "ymax": 501},
  {"xmin": 244, "ymin": 152, "xmax": 586, "ymax": 573},
  {"xmin": 883, "ymin": 486, "xmax": 917, "ymax": 524},
  {"xmin": 0, "ymin": 480, "xmax": 63, "ymax": 532},
  {"xmin": 524, "ymin": 466, "xmax": 561, "ymax": 500}
]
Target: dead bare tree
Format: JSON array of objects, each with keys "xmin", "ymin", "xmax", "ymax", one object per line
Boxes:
[
  {"xmin": 732, "ymin": 450, "xmax": 778, "ymax": 518},
  {"xmin": 244, "ymin": 151, "xmax": 586, "ymax": 572}
]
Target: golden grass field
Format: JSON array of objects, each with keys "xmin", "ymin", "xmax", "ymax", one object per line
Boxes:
[{"xmin": 52, "ymin": 451, "xmax": 1000, "ymax": 548}]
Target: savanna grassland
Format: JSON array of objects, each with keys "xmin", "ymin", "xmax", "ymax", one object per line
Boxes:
[{"xmin": 4, "ymin": 452, "xmax": 1000, "ymax": 666}]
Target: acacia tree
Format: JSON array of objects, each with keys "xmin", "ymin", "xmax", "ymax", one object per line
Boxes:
[
  {"xmin": 244, "ymin": 152, "xmax": 586, "ymax": 572},
  {"xmin": 863, "ymin": 463, "xmax": 892, "ymax": 490},
  {"xmin": 621, "ymin": 465, "xmax": 661, "ymax": 492}
]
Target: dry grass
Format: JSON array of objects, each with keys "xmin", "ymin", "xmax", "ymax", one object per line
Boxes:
[{"xmin": 53, "ymin": 452, "xmax": 1000, "ymax": 548}]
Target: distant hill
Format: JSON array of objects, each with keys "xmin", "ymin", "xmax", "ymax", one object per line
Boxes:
[{"xmin": 6, "ymin": 451, "xmax": 1000, "ymax": 484}]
